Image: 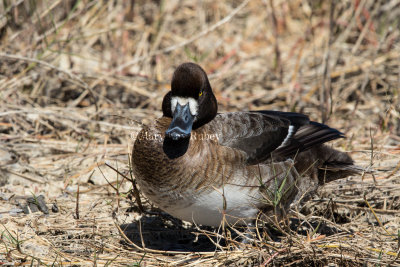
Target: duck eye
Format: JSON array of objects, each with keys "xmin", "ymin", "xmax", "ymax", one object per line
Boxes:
[{"xmin": 199, "ymin": 91, "xmax": 203, "ymax": 97}]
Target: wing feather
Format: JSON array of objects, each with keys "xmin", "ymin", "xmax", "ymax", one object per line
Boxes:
[
  {"xmin": 207, "ymin": 112, "xmax": 290, "ymax": 164},
  {"xmin": 206, "ymin": 111, "xmax": 345, "ymax": 165}
]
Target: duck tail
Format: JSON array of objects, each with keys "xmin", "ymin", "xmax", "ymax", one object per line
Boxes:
[
  {"xmin": 271, "ymin": 120, "xmax": 365, "ymax": 183},
  {"xmin": 313, "ymin": 144, "xmax": 364, "ymax": 184}
]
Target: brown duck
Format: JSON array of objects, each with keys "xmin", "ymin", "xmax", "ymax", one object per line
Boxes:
[{"xmin": 132, "ymin": 62, "xmax": 360, "ymax": 227}]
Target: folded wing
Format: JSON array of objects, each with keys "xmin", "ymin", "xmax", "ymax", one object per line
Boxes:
[{"xmin": 209, "ymin": 111, "xmax": 345, "ymax": 165}]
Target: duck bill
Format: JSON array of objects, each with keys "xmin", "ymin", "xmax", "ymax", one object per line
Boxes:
[{"xmin": 165, "ymin": 103, "xmax": 194, "ymax": 140}]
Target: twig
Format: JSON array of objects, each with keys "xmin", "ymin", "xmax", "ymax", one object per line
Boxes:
[
  {"xmin": 369, "ymin": 127, "xmax": 377, "ymax": 184},
  {"xmin": 320, "ymin": 0, "xmax": 335, "ymax": 123},
  {"xmin": 385, "ymin": 160, "xmax": 400, "ymax": 179},
  {"xmin": 268, "ymin": 0, "xmax": 282, "ymax": 83},
  {"xmin": 4, "ymin": 169, "xmax": 45, "ymax": 184},
  {"xmin": 75, "ymin": 183, "xmax": 80, "ymax": 219},
  {"xmin": 261, "ymin": 249, "xmax": 285, "ymax": 266},
  {"xmin": 127, "ymin": 156, "xmax": 145, "ymax": 213},
  {"xmin": 364, "ymin": 195, "xmax": 393, "ymax": 237}
]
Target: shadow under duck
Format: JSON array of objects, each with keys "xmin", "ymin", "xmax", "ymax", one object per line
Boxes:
[{"xmin": 132, "ymin": 62, "xmax": 360, "ymax": 227}]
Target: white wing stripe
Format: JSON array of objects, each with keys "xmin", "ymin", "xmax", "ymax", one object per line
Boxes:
[{"xmin": 277, "ymin": 125, "xmax": 295, "ymax": 149}]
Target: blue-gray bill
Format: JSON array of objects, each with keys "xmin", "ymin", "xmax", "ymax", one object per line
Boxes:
[{"xmin": 165, "ymin": 103, "xmax": 194, "ymax": 140}]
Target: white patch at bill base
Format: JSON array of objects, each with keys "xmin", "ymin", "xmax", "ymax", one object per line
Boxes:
[{"xmin": 171, "ymin": 96, "xmax": 198, "ymax": 116}]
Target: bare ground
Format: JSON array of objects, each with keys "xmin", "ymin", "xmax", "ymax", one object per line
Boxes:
[{"xmin": 0, "ymin": 0, "xmax": 400, "ymax": 266}]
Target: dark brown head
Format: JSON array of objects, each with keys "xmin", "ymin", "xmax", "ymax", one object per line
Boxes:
[{"xmin": 162, "ymin": 63, "xmax": 218, "ymax": 140}]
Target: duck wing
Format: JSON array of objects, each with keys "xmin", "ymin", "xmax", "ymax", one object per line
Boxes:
[
  {"xmin": 209, "ymin": 111, "xmax": 344, "ymax": 165},
  {"xmin": 208, "ymin": 112, "xmax": 292, "ymax": 164}
]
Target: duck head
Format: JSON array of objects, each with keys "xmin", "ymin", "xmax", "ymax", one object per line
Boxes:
[{"xmin": 162, "ymin": 63, "xmax": 218, "ymax": 140}]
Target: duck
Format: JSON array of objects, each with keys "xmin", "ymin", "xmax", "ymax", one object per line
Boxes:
[{"xmin": 132, "ymin": 62, "xmax": 360, "ymax": 227}]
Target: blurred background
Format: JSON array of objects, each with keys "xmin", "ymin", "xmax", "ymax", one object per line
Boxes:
[
  {"xmin": 1, "ymin": 0, "xmax": 400, "ymax": 265},
  {"xmin": 1, "ymin": 1, "xmax": 399, "ymax": 124}
]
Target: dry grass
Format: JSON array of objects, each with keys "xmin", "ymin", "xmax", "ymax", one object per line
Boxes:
[{"xmin": 0, "ymin": 0, "xmax": 399, "ymax": 266}]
